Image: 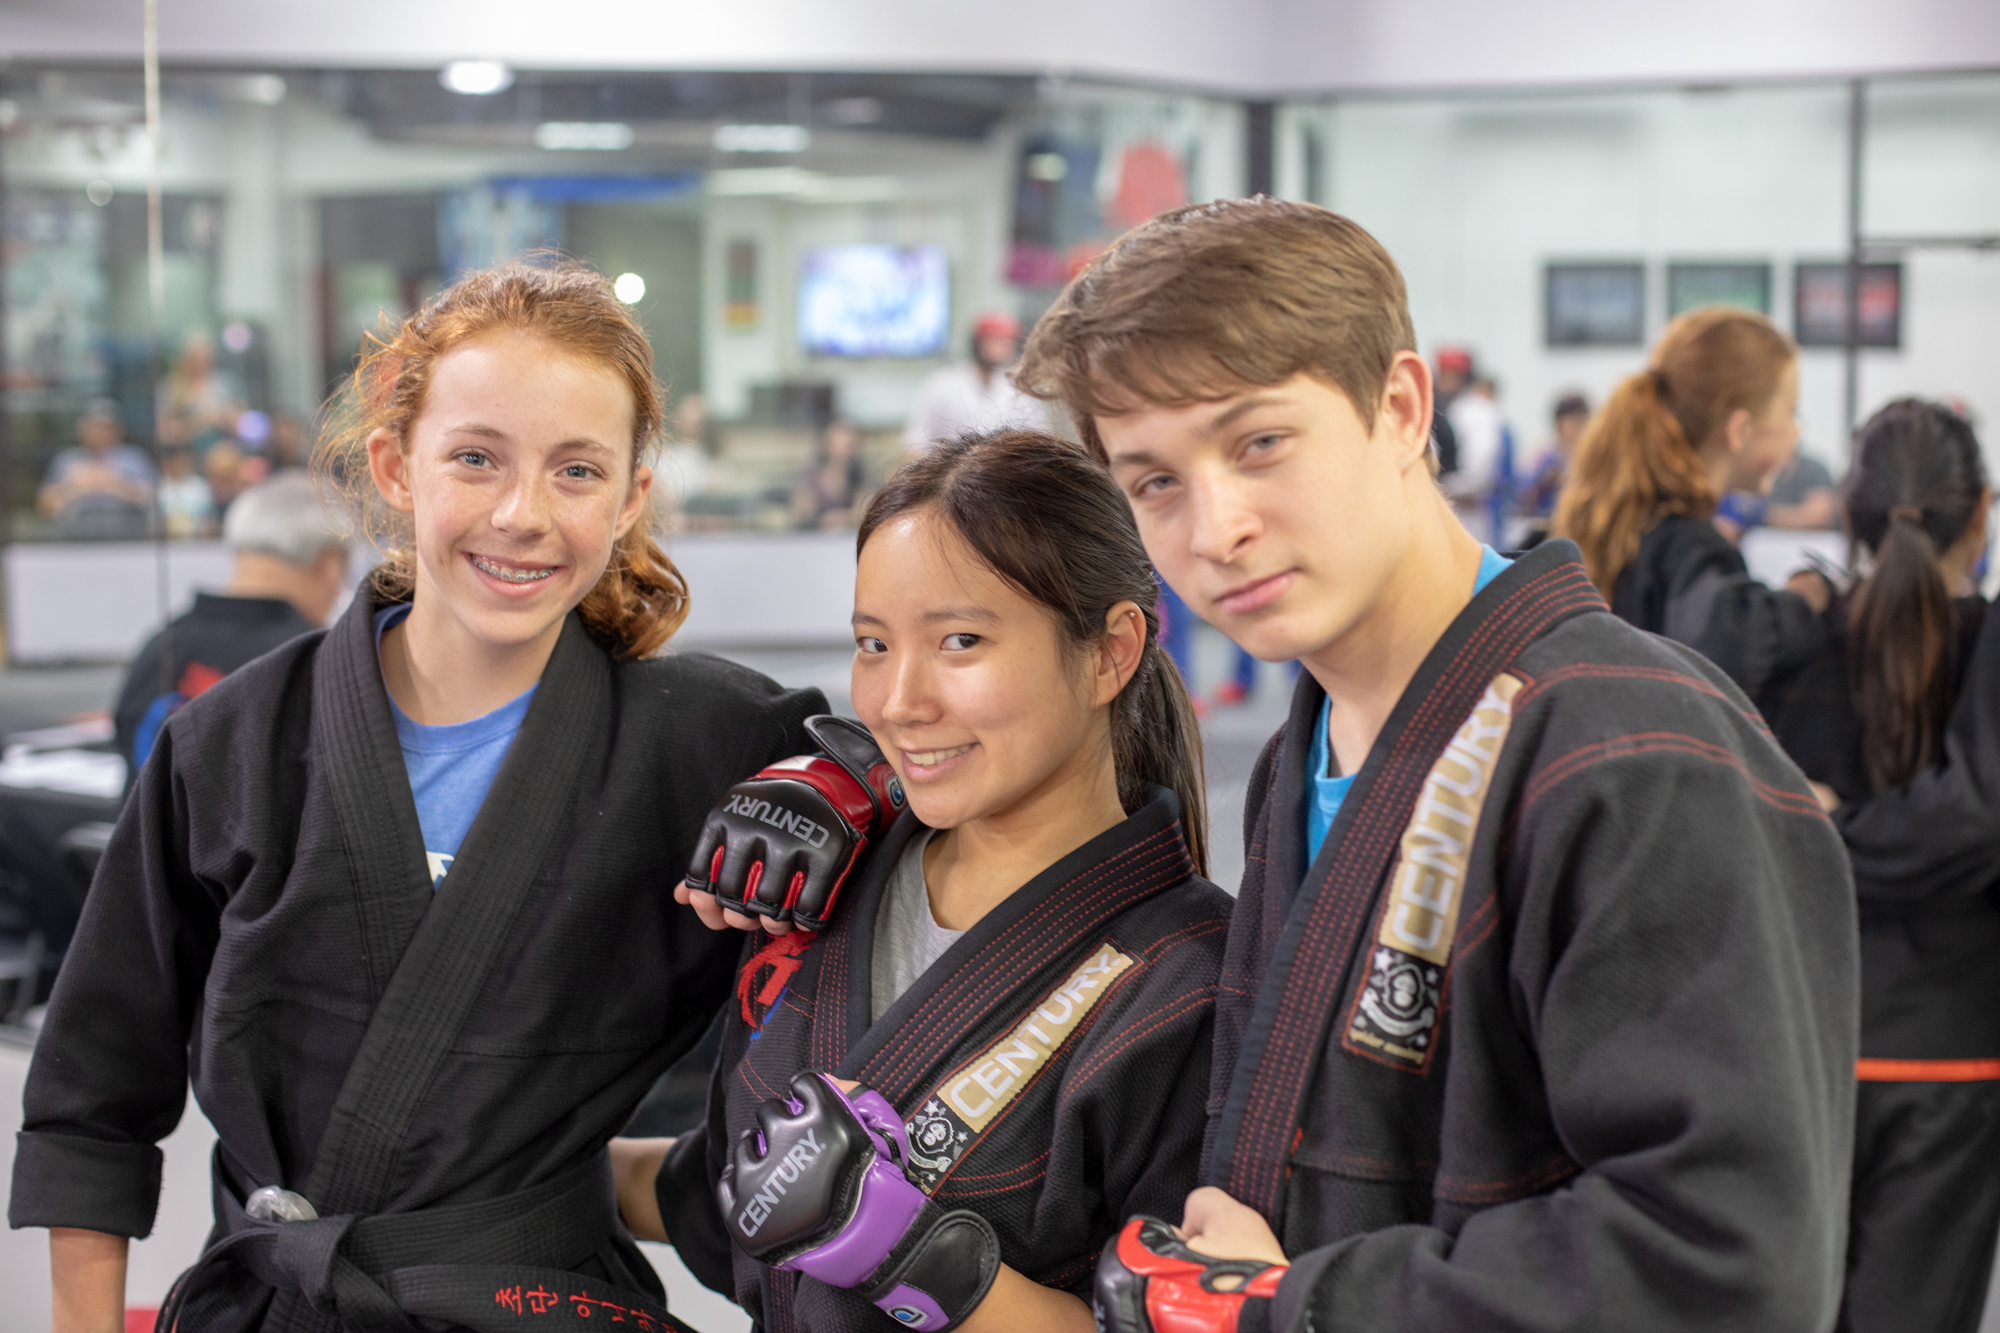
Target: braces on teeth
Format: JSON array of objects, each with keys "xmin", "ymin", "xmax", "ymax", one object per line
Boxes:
[{"xmin": 474, "ymin": 557, "xmax": 554, "ymax": 584}]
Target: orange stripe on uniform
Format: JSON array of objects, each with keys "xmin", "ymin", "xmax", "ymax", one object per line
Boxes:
[{"xmin": 1856, "ymin": 1057, "xmax": 2000, "ymax": 1082}]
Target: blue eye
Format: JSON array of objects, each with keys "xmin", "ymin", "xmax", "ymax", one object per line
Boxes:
[
  {"xmin": 942, "ymin": 633, "xmax": 981, "ymax": 651},
  {"xmin": 562, "ymin": 463, "xmax": 594, "ymax": 480},
  {"xmin": 459, "ymin": 450, "xmax": 490, "ymax": 468}
]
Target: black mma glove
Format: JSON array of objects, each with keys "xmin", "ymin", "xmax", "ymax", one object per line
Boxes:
[
  {"xmin": 718, "ymin": 1072, "xmax": 1000, "ymax": 1331},
  {"xmin": 687, "ymin": 715, "xmax": 905, "ymax": 930},
  {"xmin": 1094, "ymin": 1216, "xmax": 1287, "ymax": 1333}
]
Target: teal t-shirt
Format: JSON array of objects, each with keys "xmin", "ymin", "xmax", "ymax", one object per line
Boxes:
[{"xmin": 1304, "ymin": 546, "xmax": 1511, "ymax": 865}]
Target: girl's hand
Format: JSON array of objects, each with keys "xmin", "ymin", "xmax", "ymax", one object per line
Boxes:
[
  {"xmin": 673, "ymin": 880, "xmax": 791, "ymax": 934},
  {"xmin": 1177, "ymin": 1187, "xmax": 1289, "ymax": 1268},
  {"xmin": 608, "ymin": 1137, "xmax": 676, "ymax": 1243}
]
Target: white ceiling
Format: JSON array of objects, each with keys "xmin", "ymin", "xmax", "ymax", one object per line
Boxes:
[{"xmin": 1, "ymin": 0, "xmax": 1996, "ymax": 94}]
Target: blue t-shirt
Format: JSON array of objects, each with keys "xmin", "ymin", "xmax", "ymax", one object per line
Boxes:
[
  {"xmin": 1304, "ymin": 546, "xmax": 1512, "ymax": 865},
  {"xmin": 375, "ymin": 605, "xmax": 536, "ymax": 888}
]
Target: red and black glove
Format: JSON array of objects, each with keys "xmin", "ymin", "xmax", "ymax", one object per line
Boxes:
[
  {"xmin": 686, "ymin": 715, "xmax": 905, "ymax": 931},
  {"xmin": 1093, "ymin": 1217, "xmax": 1287, "ymax": 1333}
]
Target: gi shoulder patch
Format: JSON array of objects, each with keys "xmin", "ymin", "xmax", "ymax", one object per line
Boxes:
[
  {"xmin": 1342, "ymin": 671, "xmax": 1522, "ymax": 1073},
  {"xmin": 903, "ymin": 942, "xmax": 1136, "ymax": 1192}
]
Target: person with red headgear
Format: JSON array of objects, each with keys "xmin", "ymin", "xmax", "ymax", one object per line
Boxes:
[{"xmin": 902, "ymin": 311, "xmax": 1048, "ymax": 453}]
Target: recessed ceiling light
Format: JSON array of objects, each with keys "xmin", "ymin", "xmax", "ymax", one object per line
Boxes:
[
  {"xmin": 440, "ymin": 60, "xmax": 515, "ymax": 96},
  {"xmin": 613, "ymin": 272, "xmax": 646, "ymax": 304},
  {"xmin": 534, "ymin": 122, "xmax": 636, "ymax": 151},
  {"xmin": 85, "ymin": 179, "xmax": 114, "ymax": 206},
  {"xmin": 713, "ymin": 123, "xmax": 811, "ymax": 154}
]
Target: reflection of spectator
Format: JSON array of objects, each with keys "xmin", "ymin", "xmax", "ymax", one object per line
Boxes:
[
  {"xmin": 37, "ymin": 400, "xmax": 155, "ymax": 540},
  {"xmin": 1767, "ymin": 448, "xmax": 1839, "ymax": 529},
  {"xmin": 156, "ymin": 443, "xmax": 214, "ymax": 538},
  {"xmin": 902, "ymin": 312, "xmax": 1047, "ymax": 452},
  {"xmin": 659, "ymin": 392, "xmax": 721, "ymax": 518},
  {"xmin": 204, "ymin": 439, "xmax": 248, "ymax": 525},
  {"xmin": 792, "ymin": 420, "xmax": 871, "ymax": 530},
  {"xmin": 155, "ymin": 332, "xmax": 244, "ymax": 449},
  {"xmin": 113, "ymin": 472, "xmax": 348, "ymax": 779}
]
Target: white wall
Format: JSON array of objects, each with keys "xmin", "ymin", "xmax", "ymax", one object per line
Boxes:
[
  {"xmin": 1286, "ymin": 77, "xmax": 2000, "ymax": 475},
  {"xmin": 5, "ymin": 0, "xmax": 1999, "ymax": 94}
]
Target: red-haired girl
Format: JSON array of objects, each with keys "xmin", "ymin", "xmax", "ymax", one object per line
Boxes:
[{"xmin": 11, "ymin": 262, "xmax": 824, "ymax": 1333}]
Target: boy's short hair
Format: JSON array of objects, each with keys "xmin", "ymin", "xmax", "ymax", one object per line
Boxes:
[{"xmin": 1015, "ymin": 197, "xmax": 1416, "ymax": 457}]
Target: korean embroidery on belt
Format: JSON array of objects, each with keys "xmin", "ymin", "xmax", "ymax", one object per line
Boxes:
[
  {"xmin": 1342, "ymin": 672, "xmax": 1522, "ymax": 1073},
  {"xmin": 902, "ymin": 943, "xmax": 1137, "ymax": 1192}
]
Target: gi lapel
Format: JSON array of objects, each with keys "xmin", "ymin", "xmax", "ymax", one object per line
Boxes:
[
  {"xmin": 835, "ymin": 787, "xmax": 1192, "ymax": 1107},
  {"xmin": 305, "ymin": 607, "xmax": 614, "ymax": 1216},
  {"xmin": 1209, "ymin": 543, "xmax": 1604, "ymax": 1224},
  {"xmin": 804, "ymin": 810, "xmax": 930, "ymax": 1072}
]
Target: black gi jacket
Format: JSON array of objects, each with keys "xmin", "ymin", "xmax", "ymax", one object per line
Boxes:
[
  {"xmin": 1207, "ymin": 541, "xmax": 1858, "ymax": 1332},
  {"xmin": 9, "ymin": 585, "xmax": 822, "ymax": 1333},
  {"xmin": 1762, "ymin": 595, "xmax": 2000, "ymax": 1061},
  {"xmin": 1612, "ymin": 514, "xmax": 1831, "ymax": 697},
  {"xmin": 658, "ymin": 789, "xmax": 1229, "ymax": 1333}
]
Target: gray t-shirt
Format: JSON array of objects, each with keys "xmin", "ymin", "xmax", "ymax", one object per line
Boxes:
[{"xmin": 870, "ymin": 830, "xmax": 966, "ymax": 1023}]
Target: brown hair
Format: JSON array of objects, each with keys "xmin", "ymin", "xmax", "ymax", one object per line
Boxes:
[
  {"xmin": 1843, "ymin": 399, "xmax": 1987, "ymax": 789},
  {"xmin": 1553, "ymin": 306, "xmax": 1795, "ymax": 595},
  {"xmin": 858, "ymin": 431, "xmax": 1209, "ymax": 875},
  {"xmin": 314, "ymin": 260, "xmax": 689, "ymax": 658},
  {"xmin": 1015, "ymin": 197, "xmax": 1416, "ymax": 457}
]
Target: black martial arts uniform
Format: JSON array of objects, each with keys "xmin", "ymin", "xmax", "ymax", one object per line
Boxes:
[
  {"xmin": 656, "ymin": 789, "xmax": 1229, "ymax": 1333},
  {"xmin": 1611, "ymin": 513, "xmax": 1831, "ymax": 696},
  {"xmin": 8, "ymin": 583, "xmax": 823, "ymax": 1333},
  {"xmin": 1762, "ymin": 595, "xmax": 2000, "ymax": 1333},
  {"xmin": 1205, "ymin": 539, "xmax": 1858, "ymax": 1332}
]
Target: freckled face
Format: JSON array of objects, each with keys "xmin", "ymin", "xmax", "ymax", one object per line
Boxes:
[
  {"xmin": 377, "ymin": 329, "xmax": 652, "ymax": 651},
  {"xmin": 850, "ymin": 511, "xmax": 1105, "ymax": 831}
]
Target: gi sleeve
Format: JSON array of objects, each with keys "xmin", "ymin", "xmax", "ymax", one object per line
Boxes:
[
  {"xmin": 1660, "ymin": 538, "xmax": 1829, "ymax": 697},
  {"xmin": 1832, "ymin": 606, "xmax": 2000, "ymax": 903},
  {"xmin": 9, "ymin": 722, "xmax": 220, "ymax": 1237},
  {"xmin": 1273, "ymin": 723, "xmax": 1858, "ymax": 1333}
]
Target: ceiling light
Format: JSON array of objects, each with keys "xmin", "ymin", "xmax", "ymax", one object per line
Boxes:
[
  {"xmin": 534, "ymin": 121, "xmax": 635, "ymax": 151},
  {"xmin": 1026, "ymin": 152, "xmax": 1068, "ymax": 182},
  {"xmin": 440, "ymin": 60, "xmax": 515, "ymax": 96},
  {"xmin": 613, "ymin": 272, "xmax": 646, "ymax": 304},
  {"xmin": 827, "ymin": 97, "xmax": 882, "ymax": 126},
  {"xmin": 85, "ymin": 179, "xmax": 114, "ymax": 206},
  {"xmin": 713, "ymin": 123, "xmax": 811, "ymax": 154},
  {"xmin": 240, "ymin": 75, "xmax": 287, "ymax": 105}
]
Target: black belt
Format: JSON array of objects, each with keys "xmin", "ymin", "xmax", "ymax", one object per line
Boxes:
[{"xmin": 157, "ymin": 1152, "xmax": 692, "ymax": 1332}]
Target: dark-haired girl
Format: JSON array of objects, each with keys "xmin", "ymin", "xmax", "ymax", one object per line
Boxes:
[
  {"xmin": 1760, "ymin": 399, "xmax": 2000, "ymax": 1333},
  {"xmin": 614, "ymin": 430, "xmax": 1229, "ymax": 1333},
  {"xmin": 12, "ymin": 262, "xmax": 823, "ymax": 1333},
  {"xmin": 1556, "ymin": 306, "xmax": 1834, "ymax": 695}
]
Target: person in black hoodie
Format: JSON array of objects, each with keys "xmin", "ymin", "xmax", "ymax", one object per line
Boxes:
[
  {"xmin": 1554, "ymin": 306, "xmax": 1834, "ymax": 695},
  {"xmin": 1760, "ymin": 398, "xmax": 2000, "ymax": 1333}
]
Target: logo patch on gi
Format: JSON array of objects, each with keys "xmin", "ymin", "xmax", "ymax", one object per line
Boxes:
[
  {"xmin": 1343, "ymin": 671, "xmax": 1521, "ymax": 1072},
  {"xmin": 902, "ymin": 942, "xmax": 1136, "ymax": 1192}
]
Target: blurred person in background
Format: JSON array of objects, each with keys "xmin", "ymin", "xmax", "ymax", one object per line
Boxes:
[
  {"xmin": 1519, "ymin": 391, "xmax": 1591, "ymax": 524},
  {"xmin": 1767, "ymin": 441, "xmax": 1841, "ymax": 529},
  {"xmin": 156, "ymin": 331, "xmax": 245, "ymax": 450},
  {"xmin": 902, "ymin": 311, "xmax": 1047, "ymax": 452},
  {"xmin": 1440, "ymin": 361, "xmax": 1509, "ymax": 540},
  {"xmin": 1758, "ymin": 400, "xmax": 2000, "ymax": 1333},
  {"xmin": 113, "ymin": 471, "xmax": 348, "ymax": 778},
  {"xmin": 792, "ymin": 418, "xmax": 871, "ymax": 530},
  {"xmin": 659, "ymin": 391, "xmax": 722, "ymax": 522},
  {"xmin": 1555, "ymin": 306, "xmax": 1833, "ymax": 697},
  {"xmin": 36, "ymin": 399, "xmax": 155, "ymax": 540},
  {"xmin": 155, "ymin": 441, "xmax": 215, "ymax": 538},
  {"xmin": 204, "ymin": 436, "xmax": 249, "ymax": 525},
  {"xmin": 1429, "ymin": 346, "xmax": 1467, "ymax": 476}
]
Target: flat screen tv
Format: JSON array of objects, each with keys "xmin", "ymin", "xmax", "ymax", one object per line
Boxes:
[{"xmin": 798, "ymin": 244, "xmax": 949, "ymax": 358}]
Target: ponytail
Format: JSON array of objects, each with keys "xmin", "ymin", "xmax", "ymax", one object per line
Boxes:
[
  {"xmin": 1553, "ymin": 306, "xmax": 1795, "ymax": 595},
  {"xmin": 857, "ymin": 430, "xmax": 1209, "ymax": 876},
  {"xmin": 1114, "ymin": 638, "xmax": 1209, "ymax": 876},
  {"xmin": 1844, "ymin": 399, "xmax": 1988, "ymax": 790}
]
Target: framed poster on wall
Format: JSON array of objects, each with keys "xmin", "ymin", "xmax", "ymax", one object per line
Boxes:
[
  {"xmin": 1794, "ymin": 261, "xmax": 1902, "ymax": 348},
  {"xmin": 1668, "ymin": 262, "xmax": 1772, "ymax": 317},
  {"xmin": 1545, "ymin": 262, "xmax": 1646, "ymax": 346}
]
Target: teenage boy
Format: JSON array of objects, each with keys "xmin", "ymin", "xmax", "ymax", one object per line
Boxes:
[{"xmin": 1016, "ymin": 198, "xmax": 1858, "ymax": 1332}]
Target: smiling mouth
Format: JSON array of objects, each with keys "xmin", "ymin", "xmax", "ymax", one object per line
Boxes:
[
  {"xmin": 904, "ymin": 744, "xmax": 974, "ymax": 768},
  {"xmin": 471, "ymin": 554, "xmax": 556, "ymax": 584}
]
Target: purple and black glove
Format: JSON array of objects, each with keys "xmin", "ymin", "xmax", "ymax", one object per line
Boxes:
[
  {"xmin": 718, "ymin": 1072, "xmax": 1000, "ymax": 1330},
  {"xmin": 687, "ymin": 716, "xmax": 905, "ymax": 931}
]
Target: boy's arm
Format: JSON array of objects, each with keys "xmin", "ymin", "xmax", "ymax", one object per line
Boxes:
[{"xmin": 1270, "ymin": 732, "xmax": 1857, "ymax": 1333}]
